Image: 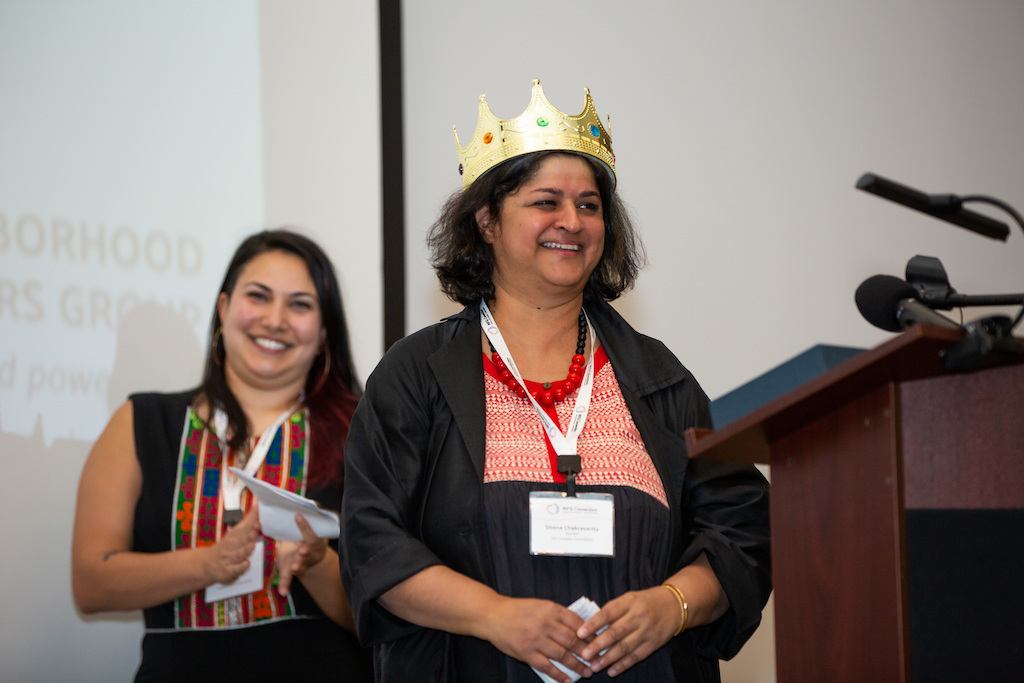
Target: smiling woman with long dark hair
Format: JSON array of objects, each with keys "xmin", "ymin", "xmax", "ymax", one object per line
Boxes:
[{"xmin": 72, "ymin": 229, "xmax": 371, "ymax": 682}]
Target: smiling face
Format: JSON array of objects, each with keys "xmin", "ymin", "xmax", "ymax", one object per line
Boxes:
[
  {"xmin": 478, "ymin": 154, "xmax": 605, "ymax": 305},
  {"xmin": 216, "ymin": 249, "xmax": 324, "ymax": 395}
]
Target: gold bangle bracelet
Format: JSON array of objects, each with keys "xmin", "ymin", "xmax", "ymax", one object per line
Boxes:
[{"xmin": 661, "ymin": 583, "xmax": 689, "ymax": 636}]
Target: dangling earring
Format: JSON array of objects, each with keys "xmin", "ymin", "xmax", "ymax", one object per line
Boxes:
[
  {"xmin": 311, "ymin": 346, "xmax": 332, "ymax": 394},
  {"xmin": 212, "ymin": 327, "xmax": 224, "ymax": 366}
]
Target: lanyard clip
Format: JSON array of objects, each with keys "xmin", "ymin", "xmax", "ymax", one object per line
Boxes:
[
  {"xmin": 558, "ymin": 455, "xmax": 582, "ymax": 497},
  {"xmin": 223, "ymin": 508, "xmax": 244, "ymax": 527}
]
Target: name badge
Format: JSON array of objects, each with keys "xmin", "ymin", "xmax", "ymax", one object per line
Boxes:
[
  {"xmin": 204, "ymin": 539, "xmax": 265, "ymax": 602},
  {"xmin": 529, "ymin": 492, "xmax": 614, "ymax": 557}
]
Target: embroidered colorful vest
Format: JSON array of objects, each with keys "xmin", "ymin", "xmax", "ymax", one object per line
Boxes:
[{"xmin": 173, "ymin": 409, "xmax": 309, "ymax": 628}]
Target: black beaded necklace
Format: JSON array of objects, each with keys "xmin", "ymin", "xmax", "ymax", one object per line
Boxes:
[{"xmin": 489, "ymin": 308, "xmax": 587, "ymax": 406}]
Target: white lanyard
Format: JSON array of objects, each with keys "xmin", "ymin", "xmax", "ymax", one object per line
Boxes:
[
  {"xmin": 479, "ymin": 300, "xmax": 596, "ymax": 461},
  {"xmin": 214, "ymin": 404, "xmax": 298, "ymax": 514}
]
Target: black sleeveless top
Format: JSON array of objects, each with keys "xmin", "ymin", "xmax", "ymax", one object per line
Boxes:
[{"xmin": 129, "ymin": 390, "xmax": 371, "ymax": 682}]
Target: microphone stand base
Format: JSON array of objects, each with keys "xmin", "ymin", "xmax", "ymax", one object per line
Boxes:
[{"xmin": 942, "ymin": 316, "xmax": 1024, "ymax": 373}]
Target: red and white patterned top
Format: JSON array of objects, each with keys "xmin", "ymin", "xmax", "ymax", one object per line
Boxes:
[{"xmin": 482, "ymin": 347, "xmax": 668, "ymax": 508}]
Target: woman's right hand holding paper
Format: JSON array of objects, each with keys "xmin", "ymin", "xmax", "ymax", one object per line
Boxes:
[
  {"xmin": 380, "ymin": 566, "xmax": 593, "ymax": 683},
  {"xmin": 202, "ymin": 506, "xmax": 262, "ymax": 584},
  {"xmin": 480, "ymin": 596, "xmax": 593, "ymax": 682}
]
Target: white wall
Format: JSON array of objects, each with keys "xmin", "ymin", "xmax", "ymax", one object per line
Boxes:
[
  {"xmin": 0, "ymin": 2, "xmax": 380, "ymax": 680},
  {"xmin": 259, "ymin": 0, "xmax": 382, "ymax": 383},
  {"xmin": 402, "ymin": 2, "xmax": 1024, "ymax": 682}
]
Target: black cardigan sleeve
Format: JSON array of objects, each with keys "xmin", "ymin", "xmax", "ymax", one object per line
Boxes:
[{"xmin": 339, "ymin": 334, "xmax": 446, "ymax": 646}]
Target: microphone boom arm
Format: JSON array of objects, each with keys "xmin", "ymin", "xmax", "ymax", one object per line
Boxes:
[{"xmin": 856, "ymin": 173, "xmax": 1011, "ymax": 241}]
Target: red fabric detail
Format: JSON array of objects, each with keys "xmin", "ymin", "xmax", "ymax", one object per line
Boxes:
[{"xmin": 482, "ymin": 348, "xmax": 668, "ymax": 507}]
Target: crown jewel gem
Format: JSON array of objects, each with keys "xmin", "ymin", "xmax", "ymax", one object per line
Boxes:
[{"xmin": 453, "ymin": 79, "xmax": 615, "ymax": 189}]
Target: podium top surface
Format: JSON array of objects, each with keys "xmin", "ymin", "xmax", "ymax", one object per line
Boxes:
[
  {"xmin": 711, "ymin": 344, "xmax": 864, "ymax": 430},
  {"xmin": 686, "ymin": 325, "xmax": 969, "ymax": 464}
]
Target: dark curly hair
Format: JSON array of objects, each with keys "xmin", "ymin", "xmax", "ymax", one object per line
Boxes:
[
  {"xmin": 427, "ymin": 151, "xmax": 646, "ymax": 305},
  {"xmin": 199, "ymin": 228, "xmax": 361, "ymax": 488}
]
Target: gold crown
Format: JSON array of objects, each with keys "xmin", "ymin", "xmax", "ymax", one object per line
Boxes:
[{"xmin": 454, "ymin": 79, "xmax": 615, "ymax": 189}]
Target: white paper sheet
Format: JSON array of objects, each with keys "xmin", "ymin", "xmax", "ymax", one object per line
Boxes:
[
  {"xmin": 228, "ymin": 467, "xmax": 340, "ymax": 542},
  {"xmin": 532, "ymin": 596, "xmax": 605, "ymax": 683},
  {"xmin": 204, "ymin": 540, "xmax": 264, "ymax": 602}
]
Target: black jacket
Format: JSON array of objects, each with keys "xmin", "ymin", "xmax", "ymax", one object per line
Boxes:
[{"xmin": 340, "ymin": 300, "xmax": 771, "ymax": 682}]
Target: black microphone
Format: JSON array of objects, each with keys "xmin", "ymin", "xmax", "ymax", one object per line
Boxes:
[
  {"xmin": 855, "ymin": 274, "xmax": 961, "ymax": 332},
  {"xmin": 856, "ymin": 173, "xmax": 1010, "ymax": 242},
  {"xmin": 905, "ymin": 254, "xmax": 1024, "ymax": 309}
]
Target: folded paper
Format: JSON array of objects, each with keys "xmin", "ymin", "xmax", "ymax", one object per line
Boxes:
[
  {"xmin": 533, "ymin": 596, "xmax": 606, "ymax": 683},
  {"xmin": 228, "ymin": 467, "xmax": 340, "ymax": 542}
]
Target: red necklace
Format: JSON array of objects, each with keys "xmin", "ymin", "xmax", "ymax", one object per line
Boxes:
[{"xmin": 489, "ymin": 308, "xmax": 587, "ymax": 406}]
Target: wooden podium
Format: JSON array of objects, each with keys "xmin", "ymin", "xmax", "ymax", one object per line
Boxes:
[{"xmin": 686, "ymin": 325, "xmax": 1024, "ymax": 682}]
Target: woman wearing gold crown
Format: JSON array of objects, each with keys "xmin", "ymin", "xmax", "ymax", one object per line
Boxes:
[{"xmin": 340, "ymin": 81, "xmax": 770, "ymax": 682}]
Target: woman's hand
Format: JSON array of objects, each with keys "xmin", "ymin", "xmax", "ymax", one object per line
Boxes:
[
  {"xmin": 379, "ymin": 567, "xmax": 593, "ymax": 683},
  {"xmin": 576, "ymin": 587, "xmax": 680, "ymax": 677},
  {"xmin": 202, "ymin": 506, "xmax": 262, "ymax": 585},
  {"xmin": 270, "ymin": 515, "xmax": 351, "ymax": 630},
  {"xmin": 577, "ymin": 555, "xmax": 729, "ymax": 677},
  {"xmin": 479, "ymin": 596, "xmax": 593, "ymax": 683},
  {"xmin": 274, "ymin": 514, "xmax": 328, "ymax": 596}
]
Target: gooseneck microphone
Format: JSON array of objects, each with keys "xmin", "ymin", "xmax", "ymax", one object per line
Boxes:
[
  {"xmin": 855, "ymin": 274, "xmax": 961, "ymax": 332},
  {"xmin": 855, "ymin": 173, "xmax": 1011, "ymax": 242}
]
